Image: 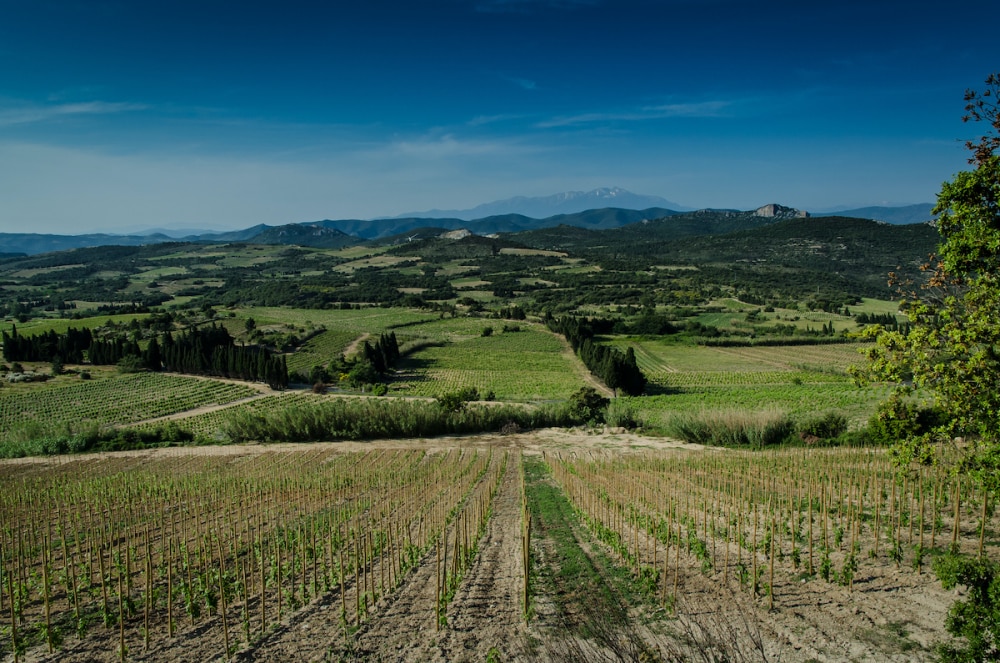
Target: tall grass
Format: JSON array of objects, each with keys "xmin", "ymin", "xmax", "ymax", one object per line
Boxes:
[
  {"xmin": 663, "ymin": 408, "xmax": 795, "ymax": 447},
  {"xmin": 224, "ymin": 396, "xmax": 579, "ymax": 443}
]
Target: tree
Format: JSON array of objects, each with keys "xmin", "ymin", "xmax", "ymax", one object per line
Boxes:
[
  {"xmin": 568, "ymin": 386, "xmax": 609, "ymax": 423},
  {"xmin": 858, "ymin": 74, "xmax": 1000, "ymax": 491},
  {"xmin": 856, "ymin": 73, "xmax": 1000, "ymax": 662}
]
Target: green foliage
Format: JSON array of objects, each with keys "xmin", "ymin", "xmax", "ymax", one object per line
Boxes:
[
  {"xmin": 224, "ymin": 396, "xmax": 577, "ymax": 443},
  {"xmin": 567, "ymin": 386, "xmax": 609, "ymax": 423},
  {"xmin": 664, "ymin": 408, "xmax": 795, "ymax": 447},
  {"xmin": 857, "ymin": 76, "xmax": 1000, "ymax": 493},
  {"xmin": 932, "ymin": 553, "xmax": 1000, "ymax": 662},
  {"xmin": 604, "ymin": 398, "xmax": 643, "ymax": 429},
  {"xmin": 798, "ymin": 411, "xmax": 848, "ymax": 439}
]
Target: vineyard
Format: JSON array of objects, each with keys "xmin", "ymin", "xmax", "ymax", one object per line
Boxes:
[
  {"xmin": 394, "ymin": 325, "xmax": 584, "ymax": 400},
  {"xmin": 283, "ymin": 329, "xmax": 359, "ymax": 375},
  {"xmin": 0, "ymin": 374, "xmax": 260, "ymax": 452},
  {"xmin": 0, "ymin": 439, "xmax": 985, "ymax": 662}
]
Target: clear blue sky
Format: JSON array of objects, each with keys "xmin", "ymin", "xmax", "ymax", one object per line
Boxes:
[{"xmin": 1, "ymin": 0, "xmax": 997, "ymax": 233}]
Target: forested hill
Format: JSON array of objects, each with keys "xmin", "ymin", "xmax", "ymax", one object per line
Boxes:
[{"xmin": 0, "ymin": 203, "xmax": 932, "ymax": 255}]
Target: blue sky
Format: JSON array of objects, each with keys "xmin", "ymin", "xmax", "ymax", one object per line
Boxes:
[{"xmin": 1, "ymin": 0, "xmax": 997, "ymax": 234}]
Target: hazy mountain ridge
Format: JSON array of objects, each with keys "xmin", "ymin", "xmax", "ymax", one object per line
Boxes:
[
  {"xmin": 386, "ymin": 186, "xmax": 688, "ymax": 220},
  {"xmin": 814, "ymin": 203, "xmax": 935, "ymax": 225},
  {"xmin": 0, "ymin": 200, "xmax": 933, "ymax": 256}
]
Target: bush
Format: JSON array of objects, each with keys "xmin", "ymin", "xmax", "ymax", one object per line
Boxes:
[
  {"xmin": 116, "ymin": 355, "xmax": 146, "ymax": 374},
  {"xmin": 605, "ymin": 398, "xmax": 643, "ymax": 429},
  {"xmin": 436, "ymin": 387, "xmax": 480, "ymax": 412},
  {"xmin": 932, "ymin": 552, "xmax": 1000, "ymax": 662},
  {"xmin": 568, "ymin": 386, "xmax": 609, "ymax": 424},
  {"xmin": 867, "ymin": 396, "xmax": 943, "ymax": 446},
  {"xmin": 665, "ymin": 408, "xmax": 795, "ymax": 447},
  {"xmin": 798, "ymin": 412, "xmax": 848, "ymax": 439}
]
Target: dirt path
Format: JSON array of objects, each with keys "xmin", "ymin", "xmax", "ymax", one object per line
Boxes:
[
  {"xmin": 545, "ymin": 329, "xmax": 614, "ymax": 398},
  {"xmin": 134, "ymin": 391, "xmax": 278, "ymax": 426},
  {"xmin": 435, "ymin": 455, "xmax": 527, "ymax": 662},
  {"xmin": 344, "ymin": 333, "xmax": 372, "ymax": 358}
]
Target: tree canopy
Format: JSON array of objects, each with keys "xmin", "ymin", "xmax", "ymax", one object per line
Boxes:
[
  {"xmin": 858, "ymin": 73, "xmax": 1000, "ymax": 493},
  {"xmin": 856, "ymin": 71, "xmax": 1000, "ymax": 663}
]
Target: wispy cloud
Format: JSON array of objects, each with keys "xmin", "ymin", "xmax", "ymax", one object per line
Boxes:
[
  {"xmin": 467, "ymin": 113, "xmax": 527, "ymax": 127},
  {"xmin": 382, "ymin": 133, "xmax": 535, "ymax": 160},
  {"xmin": 536, "ymin": 100, "xmax": 731, "ymax": 128},
  {"xmin": 0, "ymin": 100, "xmax": 147, "ymax": 127},
  {"xmin": 501, "ymin": 74, "xmax": 537, "ymax": 91}
]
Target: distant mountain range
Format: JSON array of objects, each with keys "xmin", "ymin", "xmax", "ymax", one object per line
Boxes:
[
  {"xmin": 0, "ymin": 191, "xmax": 937, "ymax": 256},
  {"xmin": 388, "ymin": 186, "xmax": 689, "ymax": 220}
]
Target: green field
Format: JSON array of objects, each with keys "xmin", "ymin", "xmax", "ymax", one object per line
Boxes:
[
  {"xmin": 628, "ymin": 383, "xmax": 890, "ymax": 431},
  {"xmin": 0, "ymin": 302, "xmax": 896, "ymax": 449},
  {"xmin": 394, "ymin": 323, "xmax": 584, "ymax": 400},
  {"xmin": 614, "ymin": 337, "xmax": 866, "ymax": 384},
  {"xmin": 0, "ymin": 312, "xmax": 151, "ymax": 336},
  {"xmin": 232, "ymin": 306, "xmax": 434, "ymax": 333}
]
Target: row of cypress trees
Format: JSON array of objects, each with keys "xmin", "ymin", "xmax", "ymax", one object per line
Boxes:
[
  {"xmin": 159, "ymin": 325, "xmax": 288, "ymax": 388},
  {"xmin": 361, "ymin": 331, "xmax": 401, "ymax": 374},
  {"xmin": 1, "ymin": 325, "xmax": 92, "ymax": 363},
  {"xmin": 546, "ymin": 316, "xmax": 646, "ymax": 396}
]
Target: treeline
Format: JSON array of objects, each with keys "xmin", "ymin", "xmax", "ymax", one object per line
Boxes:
[
  {"xmin": 854, "ymin": 311, "xmax": 909, "ymax": 332},
  {"xmin": 546, "ymin": 316, "xmax": 646, "ymax": 396},
  {"xmin": 1, "ymin": 322, "xmax": 288, "ymax": 388},
  {"xmin": 1, "ymin": 325, "xmax": 92, "ymax": 363},
  {"xmin": 161, "ymin": 325, "xmax": 288, "ymax": 389}
]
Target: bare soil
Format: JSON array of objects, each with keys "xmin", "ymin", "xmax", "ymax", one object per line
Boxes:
[{"xmin": 7, "ymin": 430, "xmax": 963, "ymax": 663}]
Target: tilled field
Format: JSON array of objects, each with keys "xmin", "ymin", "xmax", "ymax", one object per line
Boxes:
[{"xmin": 1, "ymin": 431, "xmax": 982, "ymax": 662}]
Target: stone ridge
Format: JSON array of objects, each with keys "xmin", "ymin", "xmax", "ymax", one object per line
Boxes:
[{"xmin": 753, "ymin": 203, "xmax": 809, "ymax": 218}]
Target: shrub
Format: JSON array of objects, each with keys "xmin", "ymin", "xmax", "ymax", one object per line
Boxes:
[
  {"xmin": 116, "ymin": 355, "xmax": 145, "ymax": 374},
  {"xmin": 568, "ymin": 386, "xmax": 609, "ymax": 424},
  {"xmin": 665, "ymin": 408, "xmax": 794, "ymax": 447},
  {"xmin": 798, "ymin": 412, "xmax": 848, "ymax": 439},
  {"xmin": 436, "ymin": 388, "xmax": 475, "ymax": 412},
  {"xmin": 605, "ymin": 398, "xmax": 643, "ymax": 429},
  {"xmin": 933, "ymin": 552, "xmax": 1000, "ymax": 662},
  {"xmin": 223, "ymin": 397, "xmax": 579, "ymax": 443},
  {"xmin": 867, "ymin": 396, "xmax": 943, "ymax": 446}
]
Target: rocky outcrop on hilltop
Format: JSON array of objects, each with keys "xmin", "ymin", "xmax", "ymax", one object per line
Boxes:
[{"xmin": 753, "ymin": 203, "xmax": 809, "ymax": 218}]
